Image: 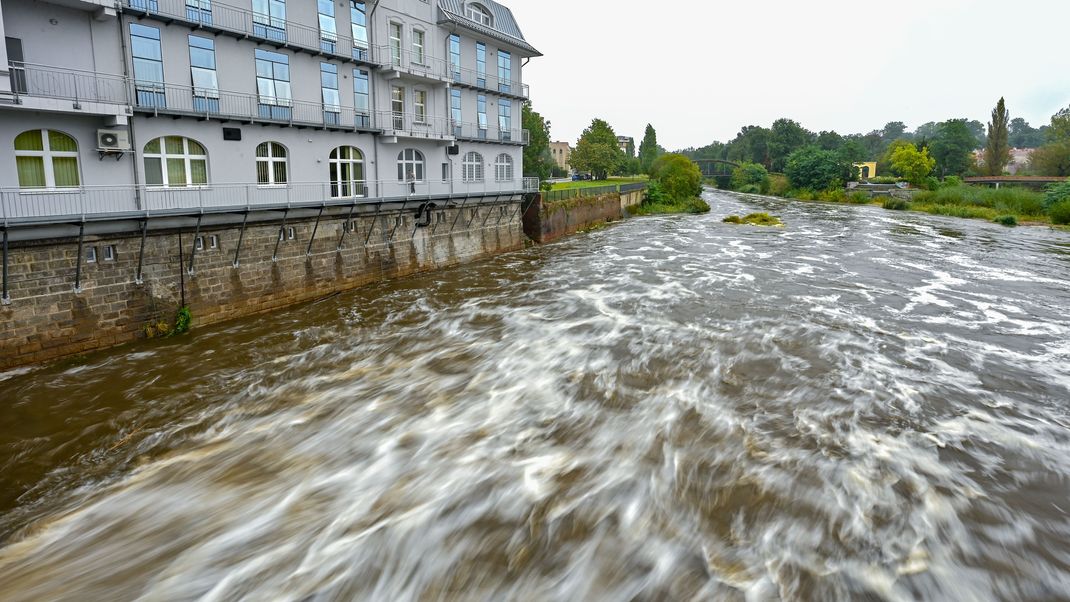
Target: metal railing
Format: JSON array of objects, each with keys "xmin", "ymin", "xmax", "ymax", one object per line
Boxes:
[
  {"xmin": 0, "ymin": 177, "xmax": 537, "ymax": 224},
  {"xmin": 452, "ymin": 121, "xmax": 529, "ymax": 146},
  {"xmin": 376, "ymin": 110, "xmax": 452, "ymax": 140},
  {"xmin": 446, "ymin": 64, "xmax": 529, "ymax": 99},
  {"xmin": 8, "ymin": 62, "xmax": 129, "ymax": 106},
  {"xmin": 543, "ymin": 183, "xmax": 646, "ymax": 203},
  {"xmin": 134, "ymin": 81, "xmax": 378, "ymax": 131},
  {"xmin": 375, "ymin": 45, "xmax": 449, "ymax": 81},
  {"xmin": 122, "ymin": 0, "xmax": 376, "ymax": 65}
]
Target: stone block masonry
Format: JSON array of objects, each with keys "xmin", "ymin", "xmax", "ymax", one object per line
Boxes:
[
  {"xmin": 0, "ymin": 201, "xmax": 525, "ymax": 369},
  {"xmin": 522, "ymin": 193, "xmax": 625, "ymax": 244}
]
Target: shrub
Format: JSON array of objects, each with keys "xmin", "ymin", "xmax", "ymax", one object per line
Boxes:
[
  {"xmin": 889, "ymin": 143, "xmax": 936, "ymax": 187},
  {"xmin": 723, "ymin": 212, "xmax": 783, "ymax": 226},
  {"xmin": 767, "ymin": 174, "xmax": 791, "ymax": 197},
  {"xmin": 730, "ymin": 162, "xmax": 770, "ymax": 194},
  {"xmin": 883, "ymin": 198, "xmax": 910, "ymax": 210},
  {"xmin": 1044, "ymin": 180, "xmax": 1070, "ymax": 209},
  {"xmin": 912, "ymin": 185, "xmax": 1044, "ymax": 216},
  {"xmin": 868, "ymin": 176, "xmax": 900, "ymax": 184},
  {"xmin": 785, "ymin": 146, "xmax": 854, "ymax": 190},
  {"xmin": 816, "ymin": 188, "xmax": 847, "ymax": 203},
  {"xmin": 1050, "ymin": 200, "xmax": 1070, "ymax": 225},
  {"xmin": 644, "ymin": 180, "xmax": 670, "ymax": 204},
  {"xmin": 848, "ymin": 192, "xmax": 872, "ymax": 204},
  {"xmin": 994, "ymin": 215, "xmax": 1018, "ymax": 226},
  {"xmin": 633, "ymin": 195, "xmax": 710, "ymax": 216},
  {"xmin": 941, "ymin": 176, "xmax": 963, "ymax": 188},
  {"xmin": 787, "ymin": 189, "xmax": 816, "ymax": 201},
  {"xmin": 738, "ymin": 184, "xmax": 762, "ymax": 194},
  {"xmin": 651, "ymin": 154, "xmax": 702, "ymax": 201}
]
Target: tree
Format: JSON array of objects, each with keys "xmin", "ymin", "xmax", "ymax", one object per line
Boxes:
[
  {"xmin": 726, "ymin": 125, "xmax": 772, "ymax": 168},
  {"xmin": 983, "ymin": 97, "xmax": 1010, "ymax": 176},
  {"xmin": 784, "ymin": 146, "xmax": 855, "ymax": 190},
  {"xmin": 860, "ymin": 131, "xmax": 885, "ymax": 160},
  {"xmin": 914, "ymin": 122, "xmax": 939, "ymax": 141},
  {"xmin": 730, "ymin": 162, "xmax": 770, "ymax": 193},
  {"xmin": 570, "ymin": 118, "xmax": 623, "ymax": 180},
  {"xmin": 1048, "ymin": 106, "xmax": 1070, "ymax": 143},
  {"xmin": 816, "ymin": 130, "xmax": 844, "ymax": 151},
  {"xmin": 836, "ymin": 137, "xmax": 867, "ymax": 164},
  {"xmin": 1029, "ymin": 140, "xmax": 1070, "ymax": 176},
  {"xmin": 880, "ymin": 139, "xmax": 915, "ymax": 176},
  {"xmin": 889, "ymin": 143, "xmax": 936, "ymax": 186},
  {"xmin": 768, "ymin": 118, "xmax": 814, "ymax": 172},
  {"xmin": 638, "ymin": 124, "xmax": 661, "ymax": 174},
  {"xmin": 882, "ymin": 121, "xmax": 910, "ymax": 142},
  {"xmin": 966, "ymin": 119, "xmax": 987, "ymax": 148},
  {"xmin": 1009, "ymin": 118, "xmax": 1044, "ymax": 148},
  {"xmin": 625, "ymin": 138, "xmax": 636, "ymax": 159},
  {"xmin": 521, "ymin": 103, "xmax": 553, "ymax": 180},
  {"xmin": 650, "ymin": 154, "xmax": 702, "ymax": 200},
  {"xmin": 930, "ymin": 119, "xmax": 977, "ymax": 177}
]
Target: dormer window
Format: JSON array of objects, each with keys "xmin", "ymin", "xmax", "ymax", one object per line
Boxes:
[{"xmin": 465, "ymin": 2, "xmax": 492, "ymax": 27}]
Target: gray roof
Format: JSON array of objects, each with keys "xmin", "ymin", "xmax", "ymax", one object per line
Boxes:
[{"xmin": 438, "ymin": 0, "xmax": 541, "ymax": 57}]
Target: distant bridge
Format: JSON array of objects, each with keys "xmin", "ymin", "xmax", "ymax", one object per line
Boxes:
[
  {"xmin": 695, "ymin": 159, "xmax": 741, "ymax": 178},
  {"xmin": 963, "ymin": 176, "xmax": 1068, "ymax": 188}
]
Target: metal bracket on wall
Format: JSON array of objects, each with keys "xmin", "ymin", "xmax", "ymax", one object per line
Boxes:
[
  {"xmin": 272, "ymin": 208, "xmax": 289, "ymax": 262},
  {"xmin": 134, "ymin": 220, "xmax": 148, "ymax": 284},
  {"xmin": 513, "ymin": 194, "xmax": 536, "ymax": 224},
  {"xmin": 448, "ymin": 196, "xmax": 470, "ymax": 234},
  {"xmin": 337, "ymin": 201, "xmax": 357, "ymax": 251},
  {"xmin": 233, "ymin": 211, "xmax": 249, "ymax": 268},
  {"xmin": 73, "ymin": 223, "xmax": 85, "ymax": 294},
  {"xmin": 389, "ymin": 201, "xmax": 408, "ymax": 241},
  {"xmin": 363, "ymin": 202, "xmax": 383, "ymax": 247},
  {"xmin": 1, "ymin": 228, "xmax": 10, "ymax": 305},
  {"xmin": 306, "ymin": 205, "xmax": 324, "ymax": 257},
  {"xmin": 187, "ymin": 214, "xmax": 203, "ymax": 276}
]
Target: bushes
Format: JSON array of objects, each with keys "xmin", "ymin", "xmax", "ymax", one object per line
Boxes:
[
  {"xmin": 883, "ymin": 198, "xmax": 910, "ymax": 210},
  {"xmin": 1050, "ymin": 200, "xmax": 1070, "ymax": 225},
  {"xmin": 912, "ymin": 185, "xmax": 1045, "ymax": 216},
  {"xmin": 847, "ymin": 192, "xmax": 872, "ymax": 204},
  {"xmin": 784, "ymin": 146, "xmax": 855, "ymax": 190},
  {"xmin": 994, "ymin": 215, "xmax": 1018, "ymax": 227},
  {"xmin": 723, "ymin": 212, "xmax": 783, "ymax": 226},
  {"xmin": 650, "ymin": 154, "xmax": 702, "ymax": 201},
  {"xmin": 633, "ymin": 195, "xmax": 710, "ymax": 216},
  {"xmin": 1044, "ymin": 180, "xmax": 1070, "ymax": 209},
  {"xmin": 730, "ymin": 162, "xmax": 770, "ymax": 194},
  {"xmin": 768, "ymin": 174, "xmax": 791, "ymax": 197}
]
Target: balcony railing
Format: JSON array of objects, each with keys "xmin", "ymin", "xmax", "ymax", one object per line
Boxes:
[
  {"xmin": 1, "ymin": 178, "xmax": 537, "ymax": 224},
  {"xmin": 377, "ymin": 111, "xmax": 453, "ymax": 140},
  {"xmin": 8, "ymin": 62, "xmax": 129, "ymax": 107},
  {"xmin": 446, "ymin": 64, "xmax": 529, "ymax": 99},
  {"xmin": 452, "ymin": 121, "xmax": 529, "ymax": 145},
  {"xmin": 133, "ymin": 81, "xmax": 377, "ymax": 131},
  {"xmin": 121, "ymin": 0, "xmax": 376, "ymax": 65},
  {"xmin": 375, "ymin": 45, "xmax": 450, "ymax": 82}
]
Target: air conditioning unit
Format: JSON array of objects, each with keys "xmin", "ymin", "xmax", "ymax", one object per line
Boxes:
[{"xmin": 97, "ymin": 129, "xmax": 131, "ymax": 151}]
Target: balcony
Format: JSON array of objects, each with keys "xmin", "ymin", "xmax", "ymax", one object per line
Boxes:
[
  {"xmin": 375, "ymin": 45, "xmax": 449, "ymax": 83},
  {"xmin": 451, "ymin": 121, "xmax": 529, "ymax": 146},
  {"xmin": 446, "ymin": 65, "xmax": 529, "ymax": 100},
  {"xmin": 0, "ymin": 178, "xmax": 537, "ymax": 225},
  {"xmin": 121, "ymin": 0, "xmax": 377, "ymax": 67},
  {"xmin": 6, "ymin": 62, "xmax": 131, "ymax": 117},
  {"xmin": 377, "ymin": 111, "xmax": 453, "ymax": 142},
  {"xmin": 133, "ymin": 82, "xmax": 379, "ymax": 132}
]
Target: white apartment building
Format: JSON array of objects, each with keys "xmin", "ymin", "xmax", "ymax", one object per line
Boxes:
[{"xmin": 0, "ymin": 0, "xmax": 540, "ymax": 223}]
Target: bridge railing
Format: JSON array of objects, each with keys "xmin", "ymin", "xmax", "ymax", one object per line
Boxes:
[{"xmin": 543, "ymin": 182, "xmax": 646, "ymax": 203}]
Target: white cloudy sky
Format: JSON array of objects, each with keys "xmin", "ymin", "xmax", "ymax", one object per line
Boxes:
[{"xmin": 509, "ymin": 0, "xmax": 1070, "ymax": 150}]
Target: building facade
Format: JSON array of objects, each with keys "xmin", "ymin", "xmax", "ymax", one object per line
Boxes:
[
  {"xmin": 549, "ymin": 140, "xmax": 571, "ymax": 172},
  {"xmin": 616, "ymin": 135, "xmax": 633, "ymax": 155},
  {"xmin": 0, "ymin": 0, "xmax": 539, "ymax": 223}
]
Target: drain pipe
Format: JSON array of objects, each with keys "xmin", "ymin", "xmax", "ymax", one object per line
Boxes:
[{"xmin": 116, "ymin": 14, "xmax": 142, "ymax": 211}]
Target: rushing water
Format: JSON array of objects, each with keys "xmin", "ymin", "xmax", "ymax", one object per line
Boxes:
[{"xmin": 1, "ymin": 190, "xmax": 1070, "ymax": 601}]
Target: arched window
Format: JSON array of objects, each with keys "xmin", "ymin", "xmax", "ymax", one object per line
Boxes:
[
  {"xmin": 462, "ymin": 151, "xmax": 483, "ymax": 182},
  {"xmin": 329, "ymin": 145, "xmax": 365, "ymax": 198},
  {"xmin": 144, "ymin": 136, "xmax": 207, "ymax": 187},
  {"xmin": 464, "ymin": 2, "xmax": 492, "ymax": 26},
  {"xmin": 397, "ymin": 148, "xmax": 425, "ymax": 182},
  {"xmin": 256, "ymin": 142, "xmax": 288, "ymax": 185},
  {"xmin": 494, "ymin": 153, "xmax": 513, "ymax": 182},
  {"xmin": 14, "ymin": 129, "xmax": 80, "ymax": 189}
]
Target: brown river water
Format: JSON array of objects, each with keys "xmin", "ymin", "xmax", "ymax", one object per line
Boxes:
[{"xmin": 1, "ymin": 191, "xmax": 1069, "ymax": 601}]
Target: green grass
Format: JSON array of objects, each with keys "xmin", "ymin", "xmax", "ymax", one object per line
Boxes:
[
  {"xmin": 550, "ymin": 177, "xmax": 647, "ymax": 191},
  {"xmin": 723, "ymin": 212, "xmax": 783, "ymax": 227},
  {"xmin": 631, "ymin": 196, "xmax": 710, "ymax": 216}
]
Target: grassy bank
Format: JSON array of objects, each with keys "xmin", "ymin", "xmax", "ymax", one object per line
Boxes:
[
  {"xmin": 550, "ymin": 177, "xmax": 647, "ymax": 191},
  {"xmin": 631, "ymin": 196, "xmax": 710, "ymax": 216}
]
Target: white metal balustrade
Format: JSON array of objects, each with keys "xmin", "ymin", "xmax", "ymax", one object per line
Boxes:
[
  {"xmin": 8, "ymin": 63, "xmax": 129, "ymax": 107},
  {"xmin": 452, "ymin": 121, "xmax": 529, "ymax": 145},
  {"xmin": 376, "ymin": 111, "xmax": 453, "ymax": 140},
  {"xmin": 0, "ymin": 178, "xmax": 540, "ymax": 224},
  {"xmin": 121, "ymin": 0, "xmax": 376, "ymax": 65},
  {"xmin": 446, "ymin": 64, "xmax": 529, "ymax": 99}
]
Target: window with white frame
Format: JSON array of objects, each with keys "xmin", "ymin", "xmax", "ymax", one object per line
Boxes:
[
  {"xmin": 14, "ymin": 129, "xmax": 80, "ymax": 189},
  {"xmin": 255, "ymin": 49, "xmax": 291, "ymax": 120},
  {"xmin": 397, "ymin": 149, "xmax": 425, "ymax": 182},
  {"xmin": 329, "ymin": 146, "xmax": 365, "ymax": 198},
  {"xmin": 188, "ymin": 35, "xmax": 219, "ymax": 112},
  {"xmin": 476, "ymin": 42, "xmax": 486, "ymax": 86},
  {"xmin": 321, "ymin": 62, "xmax": 341, "ymax": 125},
  {"xmin": 414, "ymin": 90, "xmax": 427, "ymax": 123},
  {"xmin": 465, "ymin": 3, "xmax": 492, "ymax": 26},
  {"xmin": 448, "ymin": 34, "xmax": 461, "ymax": 79},
  {"xmin": 317, "ymin": 0, "xmax": 336, "ymax": 52},
  {"xmin": 350, "ymin": 1, "xmax": 368, "ymax": 60},
  {"xmin": 143, "ymin": 136, "xmax": 208, "ymax": 187},
  {"xmin": 252, "ymin": 0, "xmax": 286, "ymax": 41},
  {"xmin": 412, "ymin": 29, "xmax": 425, "ymax": 64},
  {"xmin": 353, "ymin": 69, "xmax": 370, "ymax": 127},
  {"xmin": 389, "ymin": 22, "xmax": 402, "ymax": 66},
  {"xmin": 256, "ymin": 141, "xmax": 288, "ymax": 185},
  {"xmin": 494, "ymin": 153, "xmax": 513, "ymax": 182},
  {"xmin": 462, "ymin": 151, "xmax": 484, "ymax": 182}
]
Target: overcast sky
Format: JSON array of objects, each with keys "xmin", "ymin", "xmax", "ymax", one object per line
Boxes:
[{"xmin": 509, "ymin": 0, "xmax": 1070, "ymax": 150}]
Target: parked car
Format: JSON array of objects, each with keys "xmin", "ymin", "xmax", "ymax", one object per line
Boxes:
[{"xmin": 571, "ymin": 173, "xmax": 592, "ymax": 181}]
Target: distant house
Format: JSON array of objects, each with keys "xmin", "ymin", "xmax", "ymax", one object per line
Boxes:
[
  {"xmin": 617, "ymin": 136, "xmax": 634, "ymax": 155},
  {"xmin": 973, "ymin": 148, "xmax": 1034, "ymax": 174},
  {"xmin": 854, "ymin": 162, "xmax": 878, "ymax": 180},
  {"xmin": 550, "ymin": 141, "xmax": 572, "ymax": 171}
]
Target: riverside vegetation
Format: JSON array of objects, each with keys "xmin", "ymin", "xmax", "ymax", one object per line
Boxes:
[{"xmin": 632, "ymin": 154, "xmax": 711, "ymax": 216}]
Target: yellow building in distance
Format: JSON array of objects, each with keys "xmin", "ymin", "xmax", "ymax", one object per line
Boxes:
[{"xmin": 854, "ymin": 162, "xmax": 878, "ymax": 180}]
